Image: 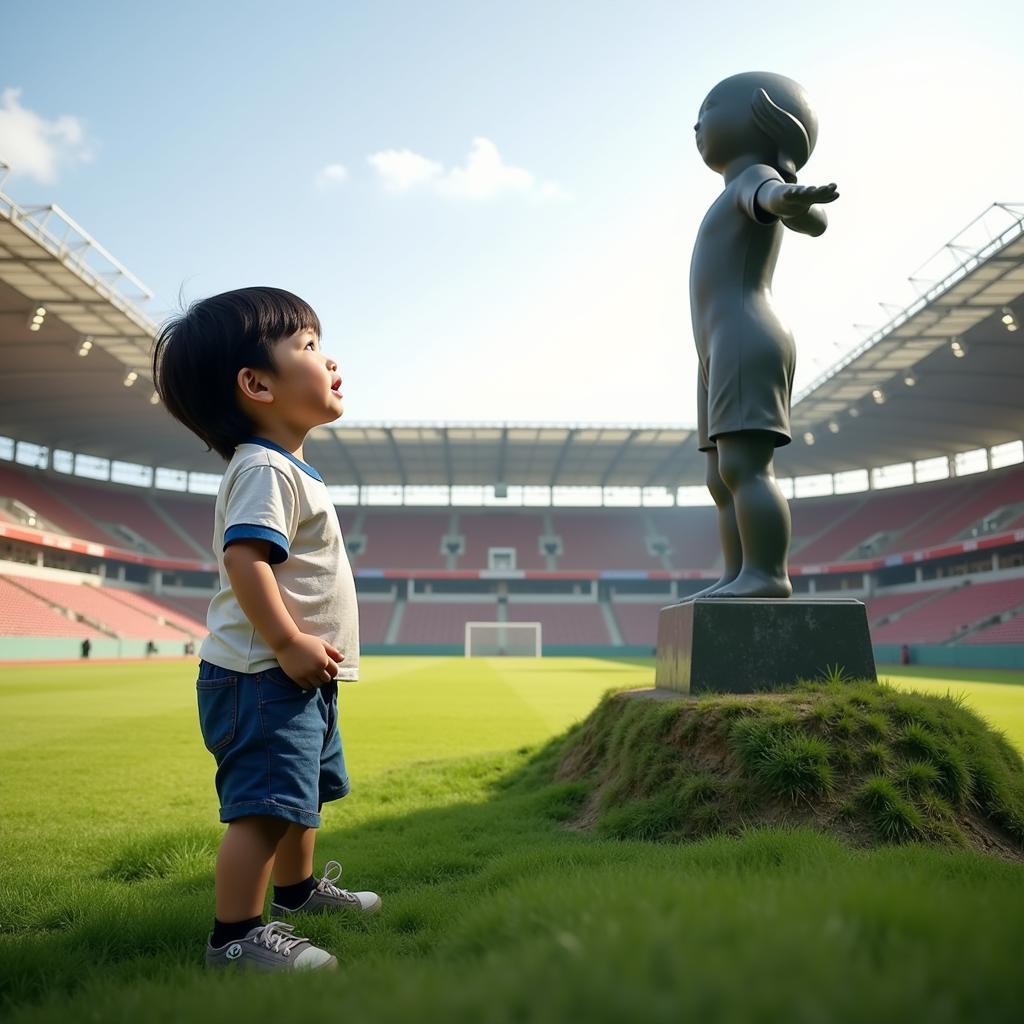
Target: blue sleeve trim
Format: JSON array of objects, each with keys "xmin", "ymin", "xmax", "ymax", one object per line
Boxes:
[{"xmin": 223, "ymin": 524, "xmax": 289, "ymax": 564}]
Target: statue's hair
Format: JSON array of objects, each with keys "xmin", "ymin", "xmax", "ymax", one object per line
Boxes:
[{"xmin": 751, "ymin": 87, "xmax": 812, "ymax": 184}]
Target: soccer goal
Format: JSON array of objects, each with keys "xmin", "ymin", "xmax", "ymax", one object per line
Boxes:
[{"xmin": 464, "ymin": 621, "xmax": 542, "ymax": 657}]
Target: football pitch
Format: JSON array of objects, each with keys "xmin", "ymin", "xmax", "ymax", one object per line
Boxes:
[{"xmin": 2, "ymin": 656, "xmax": 1023, "ymax": 1022}]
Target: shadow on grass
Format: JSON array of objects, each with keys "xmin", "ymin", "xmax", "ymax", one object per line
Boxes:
[{"xmin": 0, "ymin": 739, "xmax": 572, "ymax": 1008}]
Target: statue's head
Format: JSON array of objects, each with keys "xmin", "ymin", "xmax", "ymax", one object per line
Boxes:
[{"xmin": 694, "ymin": 72, "xmax": 818, "ymax": 183}]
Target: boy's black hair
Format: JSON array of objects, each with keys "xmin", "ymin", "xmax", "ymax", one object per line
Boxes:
[{"xmin": 152, "ymin": 286, "xmax": 321, "ymax": 461}]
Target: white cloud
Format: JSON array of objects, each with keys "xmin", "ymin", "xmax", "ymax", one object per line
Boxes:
[
  {"xmin": 436, "ymin": 137, "xmax": 533, "ymax": 199},
  {"xmin": 315, "ymin": 163, "xmax": 349, "ymax": 189},
  {"xmin": 367, "ymin": 148, "xmax": 442, "ymax": 191},
  {"xmin": 0, "ymin": 87, "xmax": 92, "ymax": 184},
  {"xmin": 368, "ymin": 136, "xmax": 568, "ymax": 202}
]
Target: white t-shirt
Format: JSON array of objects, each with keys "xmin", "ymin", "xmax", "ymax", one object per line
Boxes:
[{"xmin": 198, "ymin": 438, "xmax": 360, "ymax": 679}]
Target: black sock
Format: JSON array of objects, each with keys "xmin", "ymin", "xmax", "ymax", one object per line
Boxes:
[
  {"xmin": 273, "ymin": 874, "xmax": 316, "ymax": 910},
  {"xmin": 210, "ymin": 915, "xmax": 262, "ymax": 948}
]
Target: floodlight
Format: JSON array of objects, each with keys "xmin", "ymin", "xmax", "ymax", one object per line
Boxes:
[
  {"xmin": 871, "ymin": 388, "xmax": 886, "ymax": 404},
  {"xmin": 827, "ymin": 420, "xmax": 840, "ymax": 434},
  {"xmin": 803, "ymin": 431, "xmax": 815, "ymax": 445},
  {"xmin": 903, "ymin": 372, "xmax": 917, "ymax": 387}
]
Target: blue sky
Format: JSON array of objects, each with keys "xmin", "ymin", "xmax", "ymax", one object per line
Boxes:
[{"xmin": 3, "ymin": 0, "xmax": 1023, "ymax": 427}]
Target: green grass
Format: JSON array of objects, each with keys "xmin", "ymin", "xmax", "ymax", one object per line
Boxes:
[
  {"xmin": 558, "ymin": 678, "xmax": 1024, "ymax": 850},
  {"xmin": 2, "ymin": 657, "xmax": 1024, "ymax": 1023}
]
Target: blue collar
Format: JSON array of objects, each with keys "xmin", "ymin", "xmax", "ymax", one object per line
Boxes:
[{"xmin": 242, "ymin": 436, "xmax": 324, "ymax": 482}]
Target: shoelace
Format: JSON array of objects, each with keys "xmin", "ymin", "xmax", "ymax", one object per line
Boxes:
[
  {"xmin": 317, "ymin": 859, "xmax": 361, "ymax": 906},
  {"xmin": 252, "ymin": 921, "xmax": 307, "ymax": 957}
]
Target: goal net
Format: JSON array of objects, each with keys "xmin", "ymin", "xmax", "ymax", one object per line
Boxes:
[{"xmin": 464, "ymin": 621, "xmax": 542, "ymax": 657}]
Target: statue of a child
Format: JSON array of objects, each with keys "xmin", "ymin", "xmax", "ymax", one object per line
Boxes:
[{"xmin": 688, "ymin": 72, "xmax": 838, "ymax": 599}]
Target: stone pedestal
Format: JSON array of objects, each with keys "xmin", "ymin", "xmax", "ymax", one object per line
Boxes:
[{"xmin": 654, "ymin": 598, "xmax": 876, "ymax": 695}]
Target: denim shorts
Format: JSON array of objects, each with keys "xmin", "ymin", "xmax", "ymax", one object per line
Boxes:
[{"xmin": 196, "ymin": 659, "xmax": 349, "ymax": 828}]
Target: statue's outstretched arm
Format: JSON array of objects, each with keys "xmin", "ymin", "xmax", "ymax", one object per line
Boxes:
[
  {"xmin": 781, "ymin": 206, "xmax": 828, "ymax": 237},
  {"xmin": 755, "ymin": 180, "xmax": 838, "ymax": 220}
]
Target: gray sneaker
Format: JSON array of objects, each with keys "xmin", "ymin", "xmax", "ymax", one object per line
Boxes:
[
  {"xmin": 271, "ymin": 860, "xmax": 382, "ymax": 917},
  {"xmin": 205, "ymin": 920, "xmax": 337, "ymax": 971}
]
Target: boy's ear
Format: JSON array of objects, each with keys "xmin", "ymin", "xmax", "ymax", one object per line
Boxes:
[{"xmin": 237, "ymin": 367, "xmax": 275, "ymax": 404}]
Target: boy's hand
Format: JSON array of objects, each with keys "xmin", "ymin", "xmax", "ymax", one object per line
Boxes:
[
  {"xmin": 273, "ymin": 633, "xmax": 344, "ymax": 689},
  {"xmin": 770, "ymin": 182, "xmax": 839, "ymax": 218}
]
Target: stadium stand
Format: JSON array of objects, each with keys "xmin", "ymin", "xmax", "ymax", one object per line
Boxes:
[
  {"xmin": 100, "ymin": 587, "xmax": 206, "ymax": 633},
  {"xmin": 5, "ymin": 457, "xmax": 1024, "ymax": 658},
  {"xmin": 153, "ymin": 496, "xmax": 215, "ymax": 557},
  {"xmin": 870, "ymin": 577, "xmax": 1024, "ymax": 644},
  {"xmin": 506, "ymin": 601, "xmax": 611, "ymax": 645},
  {"xmin": 863, "ymin": 590, "xmax": 938, "ymax": 626},
  {"xmin": 357, "ymin": 598, "xmax": 395, "ymax": 645},
  {"xmin": 964, "ymin": 614, "xmax": 1024, "ymax": 644},
  {"xmin": 398, "ymin": 601, "xmax": 498, "ymax": 644},
  {"xmin": 458, "ymin": 512, "xmax": 547, "ymax": 569},
  {"xmin": 551, "ymin": 511, "xmax": 661, "ymax": 571},
  {"xmin": 0, "ymin": 464, "xmax": 118, "ymax": 546},
  {"xmin": 794, "ymin": 485, "xmax": 959, "ymax": 563},
  {"xmin": 356, "ymin": 512, "xmax": 451, "ymax": 569},
  {"xmin": 648, "ymin": 509, "xmax": 720, "ymax": 571},
  {"xmin": 4, "ymin": 462, "xmax": 1024, "ymax": 571},
  {"xmin": 42, "ymin": 474, "xmax": 197, "ymax": 558},
  {"xmin": 148, "ymin": 594, "xmax": 213, "ymax": 624},
  {"xmin": 5, "ymin": 576, "xmax": 193, "ymax": 641},
  {"xmin": 886, "ymin": 468, "xmax": 1024, "ymax": 553},
  {"xmin": 610, "ymin": 601, "xmax": 661, "ymax": 647},
  {"xmin": 789, "ymin": 498, "xmax": 865, "ymax": 556},
  {"xmin": 0, "ymin": 575, "xmax": 101, "ymax": 638}
]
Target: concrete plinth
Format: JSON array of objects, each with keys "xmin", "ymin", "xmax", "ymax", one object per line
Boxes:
[{"xmin": 654, "ymin": 598, "xmax": 877, "ymax": 695}]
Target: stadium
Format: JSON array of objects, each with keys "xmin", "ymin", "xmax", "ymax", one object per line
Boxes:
[
  {"xmin": 2, "ymin": 177, "xmax": 1023, "ymax": 667},
  {"xmin": 4, "ymin": 31, "xmax": 1024, "ymax": 1021}
]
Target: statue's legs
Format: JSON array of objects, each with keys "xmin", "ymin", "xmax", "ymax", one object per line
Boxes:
[
  {"xmin": 679, "ymin": 448, "xmax": 742, "ymax": 601},
  {"xmin": 707, "ymin": 431, "xmax": 792, "ymax": 599}
]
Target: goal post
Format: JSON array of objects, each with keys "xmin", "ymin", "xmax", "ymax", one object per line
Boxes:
[{"xmin": 464, "ymin": 621, "xmax": 542, "ymax": 657}]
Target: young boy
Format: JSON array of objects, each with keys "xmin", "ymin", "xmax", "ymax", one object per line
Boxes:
[
  {"xmin": 152, "ymin": 286, "xmax": 380, "ymax": 972},
  {"xmin": 688, "ymin": 71, "xmax": 839, "ymax": 600}
]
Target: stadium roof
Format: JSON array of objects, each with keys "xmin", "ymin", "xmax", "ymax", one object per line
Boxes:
[
  {"xmin": 1, "ymin": 166, "xmax": 1022, "ymax": 489},
  {"xmin": 784, "ymin": 202, "xmax": 1024, "ymax": 475}
]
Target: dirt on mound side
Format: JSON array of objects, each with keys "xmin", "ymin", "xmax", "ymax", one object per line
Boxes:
[{"xmin": 555, "ymin": 682, "xmax": 1024, "ymax": 861}]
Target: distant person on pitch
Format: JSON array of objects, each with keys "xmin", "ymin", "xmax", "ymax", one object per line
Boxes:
[
  {"xmin": 153, "ymin": 287, "xmax": 378, "ymax": 974},
  {"xmin": 687, "ymin": 72, "xmax": 838, "ymax": 599}
]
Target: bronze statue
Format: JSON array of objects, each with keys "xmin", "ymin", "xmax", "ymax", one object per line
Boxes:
[{"xmin": 686, "ymin": 72, "xmax": 838, "ymax": 600}]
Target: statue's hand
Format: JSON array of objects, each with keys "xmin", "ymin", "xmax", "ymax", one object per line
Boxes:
[{"xmin": 773, "ymin": 182, "xmax": 839, "ymax": 217}]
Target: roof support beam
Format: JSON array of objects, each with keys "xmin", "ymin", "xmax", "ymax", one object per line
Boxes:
[
  {"xmin": 496, "ymin": 426, "xmax": 508, "ymax": 484},
  {"xmin": 548, "ymin": 429, "xmax": 577, "ymax": 488},
  {"xmin": 329, "ymin": 430, "xmax": 363, "ymax": 487},
  {"xmin": 644, "ymin": 443, "xmax": 689, "ymax": 489},
  {"xmin": 385, "ymin": 427, "xmax": 407, "ymax": 487},
  {"xmin": 441, "ymin": 428, "xmax": 454, "ymax": 489},
  {"xmin": 600, "ymin": 431, "xmax": 637, "ymax": 487}
]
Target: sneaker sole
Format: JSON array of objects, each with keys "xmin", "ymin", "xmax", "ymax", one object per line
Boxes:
[
  {"xmin": 271, "ymin": 896, "xmax": 382, "ymax": 917},
  {"xmin": 205, "ymin": 954, "xmax": 339, "ymax": 971}
]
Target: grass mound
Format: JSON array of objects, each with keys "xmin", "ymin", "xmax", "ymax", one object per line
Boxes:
[{"xmin": 556, "ymin": 681, "xmax": 1024, "ymax": 858}]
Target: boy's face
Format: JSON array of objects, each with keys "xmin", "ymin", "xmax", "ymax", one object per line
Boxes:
[{"xmin": 240, "ymin": 327, "xmax": 344, "ymax": 431}]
